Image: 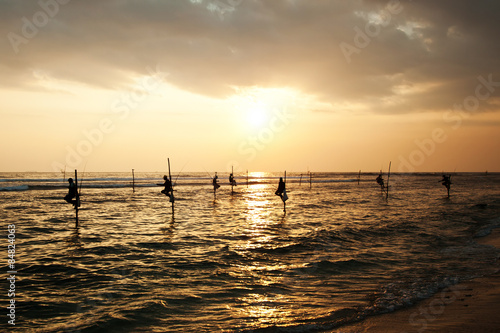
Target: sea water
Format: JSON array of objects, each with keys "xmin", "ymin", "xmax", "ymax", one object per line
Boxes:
[{"xmin": 1, "ymin": 172, "xmax": 499, "ymax": 332}]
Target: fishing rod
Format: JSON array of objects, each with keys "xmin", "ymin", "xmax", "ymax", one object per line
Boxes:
[
  {"xmin": 201, "ymin": 166, "xmax": 213, "ymax": 179},
  {"xmin": 172, "ymin": 160, "xmax": 189, "ymax": 186},
  {"xmin": 62, "ymin": 165, "xmax": 66, "ymax": 183},
  {"xmin": 79, "ymin": 161, "xmax": 87, "ymax": 197}
]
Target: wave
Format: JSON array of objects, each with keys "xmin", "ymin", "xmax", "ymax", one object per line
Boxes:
[{"xmin": 0, "ymin": 185, "xmax": 29, "ymax": 191}]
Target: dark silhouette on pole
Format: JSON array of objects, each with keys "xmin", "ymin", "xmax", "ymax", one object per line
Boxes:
[
  {"xmin": 168, "ymin": 158, "xmax": 174, "ymax": 213},
  {"xmin": 376, "ymin": 171, "xmax": 385, "ymax": 193},
  {"xmin": 358, "ymin": 170, "xmax": 361, "ymax": 185},
  {"xmin": 375, "ymin": 163, "xmax": 391, "ymax": 199},
  {"xmin": 161, "ymin": 158, "xmax": 174, "ymax": 213},
  {"xmin": 212, "ymin": 172, "xmax": 220, "ymax": 198},
  {"xmin": 275, "ymin": 171, "xmax": 288, "ymax": 213},
  {"xmin": 229, "ymin": 166, "xmax": 236, "ymax": 195},
  {"xmin": 440, "ymin": 174, "xmax": 452, "ymax": 198},
  {"xmin": 64, "ymin": 170, "xmax": 80, "ymax": 227}
]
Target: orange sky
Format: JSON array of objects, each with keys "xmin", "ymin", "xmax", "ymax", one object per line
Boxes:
[{"xmin": 1, "ymin": 0, "xmax": 499, "ymax": 172}]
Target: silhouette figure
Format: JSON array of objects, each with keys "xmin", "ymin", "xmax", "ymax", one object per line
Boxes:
[
  {"xmin": 213, "ymin": 173, "xmax": 220, "ymax": 191},
  {"xmin": 440, "ymin": 174, "xmax": 452, "ymax": 197},
  {"xmin": 64, "ymin": 178, "xmax": 78, "ymax": 208},
  {"xmin": 229, "ymin": 173, "xmax": 237, "ymax": 186},
  {"xmin": 275, "ymin": 177, "xmax": 285, "ymax": 198},
  {"xmin": 161, "ymin": 175, "xmax": 173, "ymax": 197},
  {"xmin": 376, "ymin": 172, "xmax": 385, "ymax": 189}
]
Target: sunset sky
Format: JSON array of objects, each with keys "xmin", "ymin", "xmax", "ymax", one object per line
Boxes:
[{"xmin": 1, "ymin": 0, "xmax": 499, "ymax": 173}]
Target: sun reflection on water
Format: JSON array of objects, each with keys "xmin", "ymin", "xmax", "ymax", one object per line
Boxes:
[
  {"xmin": 236, "ymin": 293, "xmax": 293, "ymax": 326},
  {"xmin": 228, "ymin": 179, "xmax": 296, "ymax": 328}
]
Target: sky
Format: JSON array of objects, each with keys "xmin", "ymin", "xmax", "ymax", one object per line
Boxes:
[{"xmin": 1, "ymin": 0, "xmax": 499, "ymax": 173}]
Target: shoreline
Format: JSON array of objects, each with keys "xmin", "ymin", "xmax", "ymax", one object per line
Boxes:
[{"xmin": 330, "ymin": 228, "xmax": 500, "ymax": 333}]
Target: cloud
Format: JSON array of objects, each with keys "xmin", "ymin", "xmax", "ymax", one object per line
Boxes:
[{"xmin": 1, "ymin": 0, "xmax": 499, "ymax": 114}]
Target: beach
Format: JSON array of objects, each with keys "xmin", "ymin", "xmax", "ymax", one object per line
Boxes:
[{"xmin": 332, "ymin": 228, "xmax": 500, "ymax": 333}]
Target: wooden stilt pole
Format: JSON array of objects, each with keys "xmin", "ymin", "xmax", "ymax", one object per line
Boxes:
[
  {"xmin": 309, "ymin": 172, "xmax": 312, "ymax": 189},
  {"xmin": 299, "ymin": 173, "xmax": 302, "ymax": 186},
  {"xmin": 358, "ymin": 170, "xmax": 361, "ymax": 185},
  {"xmin": 74, "ymin": 169, "xmax": 79, "ymax": 228},
  {"xmin": 168, "ymin": 158, "xmax": 174, "ymax": 214},
  {"xmin": 247, "ymin": 169, "xmax": 249, "ymax": 188},
  {"xmin": 386, "ymin": 162, "xmax": 391, "ymax": 200},
  {"xmin": 132, "ymin": 169, "xmax": 135, "ymax": 193},
  {"xmin": 284, "ymin": 170, "xmax": 287, "ymax": 213},
  {"xmin": 447, "ymin": 173, "xmax": 451, "ymax": 198}
]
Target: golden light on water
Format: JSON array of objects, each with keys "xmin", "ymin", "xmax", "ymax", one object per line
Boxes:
[
  {"xmin": 249, "ymin": 171, "xmax": 267, "ymax": 178},
  {"xmin": 227, "ymin": 179, "xmax": 295, "ymax": 327},
  {"xmin": 237, "ymin": 293, "xmax": 292, "ymax": 326}
]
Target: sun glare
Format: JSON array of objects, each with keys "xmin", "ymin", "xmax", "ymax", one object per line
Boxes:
[
  {"xmin": 229, "ymin": 87, "xmax": 298, "ymax": 131},
  {"xmin": 247, "ymin": 104, "xmax": 269, "ymax": 127}
]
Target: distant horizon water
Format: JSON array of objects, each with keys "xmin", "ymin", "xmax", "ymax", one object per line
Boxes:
[{"xmin": 2, "ymin": 170, "xmax": 498, "ymax": 175}]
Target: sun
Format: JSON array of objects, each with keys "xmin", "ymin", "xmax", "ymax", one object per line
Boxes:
[
  {"xmin": 229, "ymin": 86, "xmax": 298, "ymax": 131},
  {"xmin": 246, "ymin": 103, "xmax": 269, "ymax": 128}
]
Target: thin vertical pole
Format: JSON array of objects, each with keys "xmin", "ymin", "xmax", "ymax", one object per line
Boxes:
[
  {"xmin": 447, "ymin": 174, "xmax": 451, "ymax": 198},
  {"xmin": 168, "ymin": 158, "xmax": 174, "ymax": 214},
  {"xmin": 358, "ymin": 170, "xmax": 361, "ymax": 185},
  {"xmin": 74, "ymin": 169, "xmax": 79, "ymax": 228},
  {"xmin": 284, "ymin": 170, "xmax": 287, "ymax": 213},
  {"xmin": 247, "ymin": 169, "xmax": 249, "ymax": 188},
  {"xmin": 231, "ymin": 165, "xmax": 234, "ymax": 195},
  {"xmin": 299, "ymin": 173, "xmax": 302, "ymax": 186},
  {"xmin": 309, "ymin": 172, "xmax": 312, "ymax": 189},
  {"xmin": 132, "ymin": 169, "xmax": 135, "ymax": 193},
  {"xmin": 386, "ymin": 162, "xmax": 391, "ymax": 200}
]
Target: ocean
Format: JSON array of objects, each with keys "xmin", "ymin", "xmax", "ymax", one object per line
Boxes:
[{"xmin": 1, "ymin": 171, "xmax": 499, "ymax": 332}]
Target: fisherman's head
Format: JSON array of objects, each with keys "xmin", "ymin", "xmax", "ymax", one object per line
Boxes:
[
  {"xmin": 68, "ymin": 178, "xmax": 73, "ymax": 183},
  {"xmin": 279, "ymin": 177, "xmax": 283, "ymax": 181},
  {"xmin": 163, "ymin": 175, "xmax": 168, "ymax": 180}
]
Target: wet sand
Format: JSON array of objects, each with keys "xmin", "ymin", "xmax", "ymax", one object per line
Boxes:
[{"xmin": 332, "ymin": 228, "xmax": 500, "ymax": 333}]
